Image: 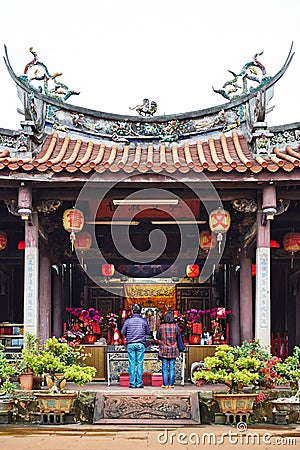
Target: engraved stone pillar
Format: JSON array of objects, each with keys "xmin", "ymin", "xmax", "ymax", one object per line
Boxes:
[
  {"xmin": 255, "ymin": 200, "xmax": 271, "ymax": 347},
  {"xmin": 24, "ymin": 211, "xmax": 39, "ymax": 336}
]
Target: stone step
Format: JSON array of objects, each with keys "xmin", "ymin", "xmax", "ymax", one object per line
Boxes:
[{"xmin": 93, "ymin": 388, "xmax": 201, "ymax": 424}]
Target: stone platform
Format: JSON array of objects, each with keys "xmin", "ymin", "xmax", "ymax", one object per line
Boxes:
[{"xmin": 93, "ymin": 387, "xmax": 201, "ymax": 424}]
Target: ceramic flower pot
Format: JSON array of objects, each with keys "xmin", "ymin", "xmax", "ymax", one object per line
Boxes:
[
  {"xmin": 214, "ymin": 393, "xmax": 257, "ymax": 414},
  {"xmin": 35, "ymin": 392, "xmax": 77, "ymax": 413},
  {"xmin": 19, "ymin": 372, "xmax": 34, "ymax": 390}
]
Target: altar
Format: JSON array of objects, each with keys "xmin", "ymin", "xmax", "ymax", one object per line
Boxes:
[{"xmin": 106, "ymin": 344, "xmax": 186, "ymax": 386}]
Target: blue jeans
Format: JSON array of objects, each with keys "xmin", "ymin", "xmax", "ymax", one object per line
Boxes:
[
  {"xmin": 161, "ymin": 358, "xmax": 176, "ymax": 386},
  {"xmin": 127, "ymin": 342, "xmax": 145, "ymax": 387}
]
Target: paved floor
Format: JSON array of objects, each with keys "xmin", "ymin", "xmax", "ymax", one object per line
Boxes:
[
  {"xmin": 0, "ymin": 423, "xmax": 299, "ymax": 450},
  {"xmin": 2, "ymin": 382, "xmax": 296, "ymax": 450}
]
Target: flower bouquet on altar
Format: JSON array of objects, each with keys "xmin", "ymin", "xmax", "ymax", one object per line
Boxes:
[
  {"xmin": 209, "ymin": 307, "xmax": 232, "ymax": 343},
  {"xmin": 64, "ymin": 307, "xmax": 104, "ymax": 344},
  {"xmin": 183, "ymin": 309, "xmax": 204, "ymax": 336}
]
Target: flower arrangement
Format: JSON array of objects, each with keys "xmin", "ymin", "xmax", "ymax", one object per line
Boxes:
[
  {"xmin": 64, "ymin": 307, "xmax": 104, "ymax": 344},
  {"xmin": 66, "ymin": 307, "xmax": 104, "ymax": 325},
  {"xmin": 107, "ymin": 312, "xmax": 119, "ymax": 330},
  {"xmin": 181, "ymin": 307, "xmax": 232, "ymax": 338},
  {"xmin": 184, "ymin": 309, "xmax": 205, "ymax": 323}
]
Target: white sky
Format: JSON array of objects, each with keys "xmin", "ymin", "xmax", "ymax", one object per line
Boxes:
[{"xmin": 0, "ymin": 0, "xmax": 299, "ymax": 130}]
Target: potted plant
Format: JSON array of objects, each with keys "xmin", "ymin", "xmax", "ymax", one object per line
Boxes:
[
  {"xmin": 192, "ymin": 341, "xmax": 282, "ymax": 418},
  {"xmin": 271, "ymin": 346, "xmax": 300, "ymax": 417},
  {"xmin": 192, "ymin": 344, "xmax": 261, "ymax": 393},
  {"xmin": 31, "ymin": 336, "xmax": 96, "ymax": 416},
  {"xmin": 276, "ymin": 346, "xmax": 300, "ymax": 392},
  {"xmin": 31, "ymin": 336, "xmax": 96, "ymax": 392},
  {"xmin": 0, "ymin": 343, "xmax": 17, "ymax": 422},
  {"xmin": 17, "ymin": 333, "xmax": 43, "ymax": 390}
]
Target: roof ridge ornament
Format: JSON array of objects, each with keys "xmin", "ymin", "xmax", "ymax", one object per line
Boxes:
[
  {"xmin": 129, "ymin": 98, "xmax": 157, "ymax": 117},
  {"xmin": 213, "ymin": 51, "xmax": 271, "ymax": 102},
  {"xmin": 19, "ymin": 47, "xmax": 80, "ymax": 102}
]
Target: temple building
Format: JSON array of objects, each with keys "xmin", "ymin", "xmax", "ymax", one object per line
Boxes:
[{"xmin": 0, "ymin": 44, "xmax": 299, "ymax": 377}]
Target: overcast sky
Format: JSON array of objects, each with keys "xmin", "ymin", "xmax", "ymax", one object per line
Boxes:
[{"xmin": 0, "ymin": 0, "xmax": 299, "ymax": 130}]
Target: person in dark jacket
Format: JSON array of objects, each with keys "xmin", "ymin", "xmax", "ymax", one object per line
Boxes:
[
  {"xmin": 121, "ymin": 303, "xmax": 150, "ymax": 388},
  {"xmin": 157, "ymin": 310, "xmax": 180, "ymax": 388}
]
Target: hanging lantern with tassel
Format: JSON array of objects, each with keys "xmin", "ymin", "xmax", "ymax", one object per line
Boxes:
[
  {"xmin": 186, "ymin": 264, "xmax": 200, "ymax": 279},
  {"xmin": 209, "ymin": 209, "xmax": 231, "ymax": 253},
  {"xmin": 0, "ymin": 232, "xmax": 7, "ymax": 251},
  {"xmin": 74, "ymin": 232, "xmax": 92, "ymax": 250},
  {"xmin": 199, "ymin": 230, "xmax": 216, "ymax": 252},
  {"xmin": 283, "ymin": 232, "xmax": 300, "ymax": 268},
  {"xmin": 102, "ymin": 263, "xmax": 115, "ymax": 278},
  {"xmin": 74, "ymin": 231, "xmax": 92, "ymax": 266},
  {"xmin": 63, "ymin": 208, "xmax": 84, "ymax": 250}
]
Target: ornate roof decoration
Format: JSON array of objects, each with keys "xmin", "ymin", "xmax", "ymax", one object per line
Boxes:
[
  {"xmin": 3, "ymin": 44, "xmax": 294, "ymax": 147},
  {"xmin": 129, "ymin": 98, "xmax": 157, "ymax": 117},
  {"xmin": 20, "ymin": 47, "xmax": 80, "ymax": 103},
  {"xmin": 213, "ymin": 51, "xmax": 271, "ymax": 101}
]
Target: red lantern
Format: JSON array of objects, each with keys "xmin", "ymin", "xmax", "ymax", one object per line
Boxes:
[
  {"xmin": 186, "ymin": 264, "xmax": 200, "ymax": 278},
  {"xmin": 270, "ymin": 240, "xmax": 280, "ymax": 248},
  {"xmin": 18, "ymin": 240, "xmax": 26, "ymax": 250},
  {"xmin": 252, "ymin": 264, "xmax": 256, "ymax": 277},
  {"xmin": 199, "ymin": 230, "xmax": 216, "ymax": 251},
  {"xmin": 74, "ymin": 232, "xmax": 92, "ymax": 250},
  {"xmin": 102, "ymin": 264, "xmax": 115, "ymax": 277},
  {"xmin": 63, "ymin": 208, "xmax": 84, "ymax": 250},
  {"xmin": 283, "ymin": 232, "xmax": 300, "ymax": 268},
  {"xmin": 209, "ymin": 209, "xmax": 231, "ymax": 253},
  {"xmin": 0, "ymin": 232, "xmax": 7, "ymax": 251}
]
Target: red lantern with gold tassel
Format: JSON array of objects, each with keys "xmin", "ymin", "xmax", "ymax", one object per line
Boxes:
[
  {"xmin": 209, "ymin": 209, "xmax": 231, "ymax": 253},
  {"xmin": 283, "ymin": 232, "xmax": 300, "ymax": 268},
  {"xmin": 63, "ymin": 208, "xmax": 84, "ymax": 250},
  {"xmin": 0, "ymin": 232, "xmax": 7, "ymax": 251}
]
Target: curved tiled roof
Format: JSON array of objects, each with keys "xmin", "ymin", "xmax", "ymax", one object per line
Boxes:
[{"xmin": 1, "ymin": 131, "xmax": 300, "ymax": 175}]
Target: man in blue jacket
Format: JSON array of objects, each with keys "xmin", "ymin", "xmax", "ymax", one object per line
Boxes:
[{"xmin": 121, "ymin": 304, "xmax": 150, "ymax": 388}]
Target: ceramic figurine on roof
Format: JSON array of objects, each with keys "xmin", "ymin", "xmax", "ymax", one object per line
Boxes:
[
  {"xmin": 129, "ymin": 98, "xmax": 157, "ymax": 116},
  {"xmin": 20, "ymin": 47, "xmax": 80, "ymax": 102},
  {"xmin": 213, "ymin": 51, "xmax": 271, "ymax": 101}
]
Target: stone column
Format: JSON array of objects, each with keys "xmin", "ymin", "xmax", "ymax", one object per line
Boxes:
[
  {"xmin": 255, "ymin": 185, "xmax": 275, "ymax": 347},
  {"xmin": 239, "ymin": 253, "xmax": 253, "ymax": 342},
  {"xmin": 39, "ymin": 244, "xmax": 51, "ymax": 342},
  {"xmin": 23, "ymin": 211, "xmax": 39, "ymax": 336},
  {"xmin": 228, "ymin": 265, "xmax": 240, "ymax": 346}
]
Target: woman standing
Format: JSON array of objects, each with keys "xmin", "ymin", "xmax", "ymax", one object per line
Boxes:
[{"xmin": 157, "ymin": 310, "xmax": 181, "ymax": 388}]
